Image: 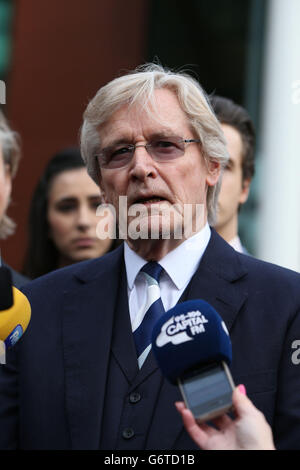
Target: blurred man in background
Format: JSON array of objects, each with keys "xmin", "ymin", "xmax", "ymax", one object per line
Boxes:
[{"xmin": 210, "ymin": 95, "xmax": 255, "ymax": 254}]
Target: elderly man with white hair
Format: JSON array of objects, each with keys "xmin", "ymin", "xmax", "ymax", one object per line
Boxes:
[{"xmin": 0, "ymin": 64, "xmax": 299, "ymax": 450}]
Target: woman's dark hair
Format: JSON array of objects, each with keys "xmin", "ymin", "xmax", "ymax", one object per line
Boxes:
[{"xmin": 22, "ymin": 148, "xmax": 115, "ymax": 279}]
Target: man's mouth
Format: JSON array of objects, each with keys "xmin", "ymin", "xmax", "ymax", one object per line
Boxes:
[{"xmin": 133, "ymin": 196, "xmax": 167, "ymax": 205}]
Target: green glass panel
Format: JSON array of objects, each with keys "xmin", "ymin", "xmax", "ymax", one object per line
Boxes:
[{"xmin": 0, "ymin": 0, "xmax": 13, "ymax": 76}]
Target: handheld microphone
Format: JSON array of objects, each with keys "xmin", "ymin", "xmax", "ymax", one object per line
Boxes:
[
  {"xmin": 152, "ymin": 299, "xmax": 235, "ymax": 423},
  {"xmin": 0, "ymin": 266, "xmax": 31, "ymax": 353}
]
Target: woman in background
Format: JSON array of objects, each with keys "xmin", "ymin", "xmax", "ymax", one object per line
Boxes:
[{"xmin": 23, "ymin": 148, "xmax": 115, "ymax": 279}]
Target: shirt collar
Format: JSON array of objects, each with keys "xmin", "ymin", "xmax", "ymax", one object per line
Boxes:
[
  {"xmin": 124, "ymin": 223, "xmax": 211, "ymax": 290},
  {"xmin": 229, "ymin": 235, "xmax": 243, "ymax": 253}
]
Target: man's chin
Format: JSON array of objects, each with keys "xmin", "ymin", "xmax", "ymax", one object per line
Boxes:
[{"xmin": 127, "ymin": 214, "xmax": 184, "ymax": 241}]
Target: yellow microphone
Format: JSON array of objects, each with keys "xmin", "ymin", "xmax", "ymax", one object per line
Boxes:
[{"xmin": 0, "ymin": 265, "xmax": 31, "ymax": 349}]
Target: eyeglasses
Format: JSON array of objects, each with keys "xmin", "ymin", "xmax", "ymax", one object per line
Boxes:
[{"xmin": 96, "ymin": 135, "xmax": 201, "ymax": 169}]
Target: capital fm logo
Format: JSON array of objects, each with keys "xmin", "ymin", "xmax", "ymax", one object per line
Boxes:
[{"xmin": 155, "ymin": 310, "xmax": 209, "ymax": 347}]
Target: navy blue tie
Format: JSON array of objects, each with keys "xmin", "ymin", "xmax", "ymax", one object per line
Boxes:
[{"xmin": 133, "ymin": 262, "xmax": 165, "ymax": 368}]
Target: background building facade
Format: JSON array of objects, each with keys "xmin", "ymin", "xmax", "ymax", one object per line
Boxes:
[{"xmin": 0, "ymin": 0, "xmax": 299, "ymax": 272}]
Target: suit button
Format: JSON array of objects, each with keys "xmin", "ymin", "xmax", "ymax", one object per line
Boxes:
[
  {"xmin": 129, "ymin": 392, "xmax": 141, "ymax": 403},
  {"xmin": 122, "ymin": 427, "xmax": 135, "ymax": 439}
]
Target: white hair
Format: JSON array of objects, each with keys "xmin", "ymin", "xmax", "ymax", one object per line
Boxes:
[
  {"xmin": 0, "ymin": 110, "xmax": 21, "ymax": 239},
  {"xmin": 80, "ymin": 63, "xmax": 229, "ymax": 225}
]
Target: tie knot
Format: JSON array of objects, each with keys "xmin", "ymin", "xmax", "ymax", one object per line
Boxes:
[{"xmin": 141, "ymin": 261, "xmax": 163, "ymax": 282}]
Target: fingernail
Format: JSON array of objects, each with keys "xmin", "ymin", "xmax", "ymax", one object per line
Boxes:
[{"xmin": 238, "ymin": 384, "xmax": 246, "ymax": 395}]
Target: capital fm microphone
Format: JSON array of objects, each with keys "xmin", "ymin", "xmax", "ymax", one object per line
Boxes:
[
  {"xmin": 152, "ymin": 299, "xmax": 235, "ymax": 423},
  {"xmin": 0, "ymin": 265, "xmax": 31, "ymax": 363}
]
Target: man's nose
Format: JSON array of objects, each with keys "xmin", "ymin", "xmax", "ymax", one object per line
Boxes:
[{"xmin": 128, "ymin": 145, "xmax": 158, "ymax": 181}]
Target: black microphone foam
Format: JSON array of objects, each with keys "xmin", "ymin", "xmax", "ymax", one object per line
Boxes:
[{"xmin": 0, "ymin": 266, "xmax": 13, "ymax": 310}]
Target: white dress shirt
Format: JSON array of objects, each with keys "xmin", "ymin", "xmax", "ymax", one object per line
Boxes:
[
  {"xmin": 229, "ymin": 235, "xmax": 244, "ymax": 254},
  {"xmin": 124, "ymin": 223, "xmax": 211, "ymax": 329}
]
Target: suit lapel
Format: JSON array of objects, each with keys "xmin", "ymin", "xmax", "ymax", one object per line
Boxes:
[
  {"xmin": 110, "ymin": 264, "xmax": 139, "ymax": 383},
  {"xmin": 186, "ymin": 229, "xmax": 248, "ymax": 331},
  {"xmin": 62, "ymin": 247, "xmax": 123, "ymax": 449},
  {"xmin": 187, "ymin": 266, "xmax": 247, "ymax": 332}
]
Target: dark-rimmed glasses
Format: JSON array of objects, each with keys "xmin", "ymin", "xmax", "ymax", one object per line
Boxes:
[{"xmin": 96, "ymin": 136, "xmax": 201, "ymax": 169}]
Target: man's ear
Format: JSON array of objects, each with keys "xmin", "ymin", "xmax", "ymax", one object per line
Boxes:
[
  {"xmin": 239, "ymin": 178, "xmax": 251, "ymax": 205},
  {"xmin": 206, "ymin": 160, "xmax": 221, "ymax": 187}
]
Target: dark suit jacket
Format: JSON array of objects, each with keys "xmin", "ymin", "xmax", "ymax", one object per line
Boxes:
[{"xmin": 0, "ymin": 229, "xmax": 299, "ymax": 449}]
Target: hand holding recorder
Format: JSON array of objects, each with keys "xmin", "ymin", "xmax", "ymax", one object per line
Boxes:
[{"xmin": 175, "ymin": 385, "xmax": 275, "ymax": 450}]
